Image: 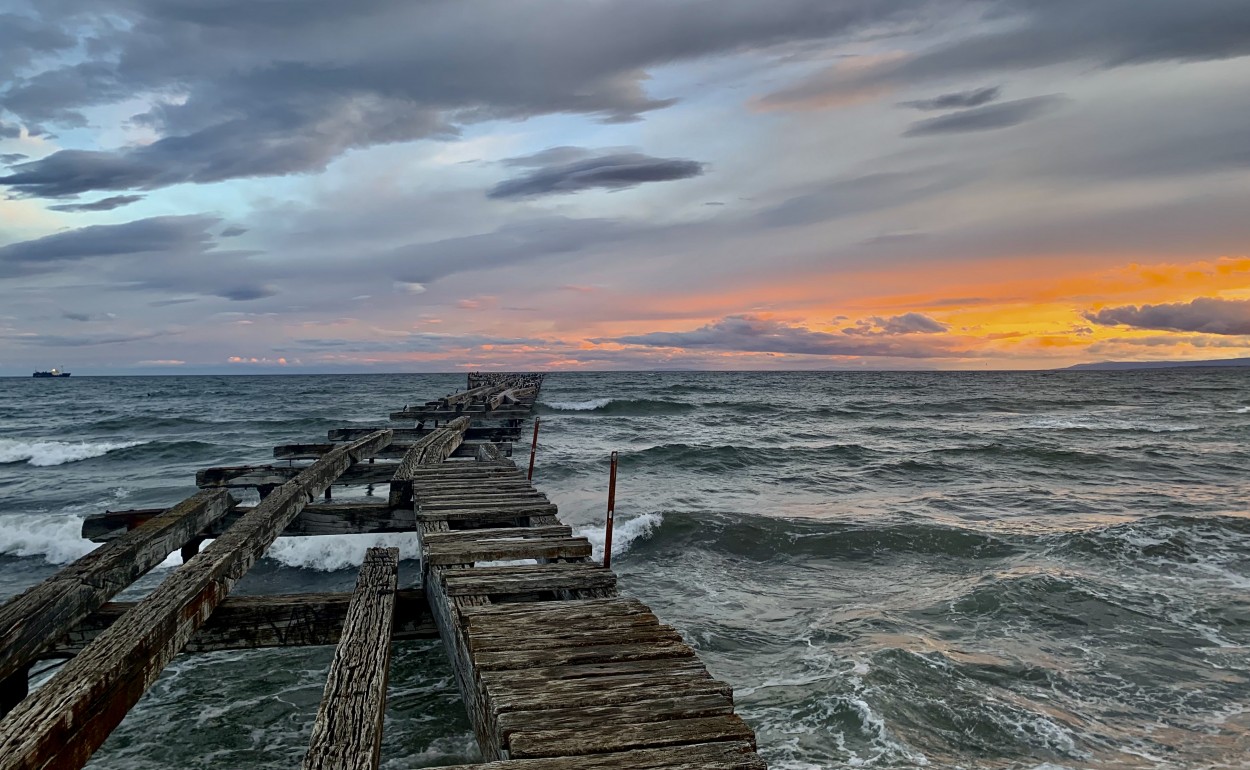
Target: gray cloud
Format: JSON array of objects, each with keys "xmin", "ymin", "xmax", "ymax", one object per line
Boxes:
[
  {"xmin": 843, "ymin": 312, "xmax": 949, "ymax": 335},
  {"xmin": 0, "ymin": 0, "xmax": 911, "ymax": 197},
  {"xmin": 901, "ymin": 86, "xmax": 1000, "ymax": 111},
  {"xmin": 488, "ymin": 150, "xmax": 704, "ymax": 199},
  {"xmin": 0, "ymin": 121, "xmax": 21, "ymax": 139},
  {"xmin": 0, "ymin": 215, "xmax": 220, "ymax": 277},
  {"xmin": 601, "ymin": 314, "xmax": 964, "ymax": 357},
  {"xmin": 0, "ymin": 153, "xmax": 27, "ymax": 165},
  {"xmin": 48, "ymin": 195, "xmax": 145, "ymax": 212},
  {"xmin": 762, "ymin": 0, "xmax": 1250, "ymax": 110},
  {"xmin": 220, "ymin": 226, "xmax": 248, "ymax": 237},
  {"xmin": 1083, "ymin": 298, "xmax": 1250, "ymax": 335},
  {"xmin": 218, "ymin": 285, "xmax": 278, "ymax": 301},
  {"xmin": 756, "ymin": 168, "xmax": 968, "ymax": 228},
  {"xmin": 903, "ymin": 96, "xmax": 1065, "ymax": 137}
]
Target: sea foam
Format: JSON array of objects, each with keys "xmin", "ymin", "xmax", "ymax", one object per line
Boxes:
[
  {"xmin": 0, "ymin": 438, "xmax": 147, "ymax": 466},
  {"xmin": 576, "ymin": 511, "xmax": 663, "ymax": 562},
  {"xmin": 543, "ymin": 398, "xmax": 615, "ymax": 411}
]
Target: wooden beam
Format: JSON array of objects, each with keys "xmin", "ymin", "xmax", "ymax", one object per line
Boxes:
[
  {"xmin": 46, "ymin": 590, "xmax": 436, "ymax": 657},
  {"xmin": 81, "ymin": 502, "xmax": 416, "ymax": 543},
  {"xmin": 274, "ymin": 439, "xmax": 511, "ymax": 461},
  {"xmin": 389, "ymin": 416, "xmax": 471, "ymax": 507},
  {"xmin": 0, "ymin": 490, "xmax": 234, "ymax": 710},
  {"xmin": 303, "ymin": 547, "xmax": 399, "ymax": 770},
  {"xmin": 328, "ymin": 427, "xmax": 522, "ymax": 443},
  {"xmin": 0, "ymin": 429, "xmax": 393, "ymax": 770}
]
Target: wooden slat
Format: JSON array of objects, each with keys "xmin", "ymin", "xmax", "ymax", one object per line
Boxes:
[
  {"xmin": 82, "ymin": 502, "xmax": 415, "ymax": 543},
  {"xmin": 329, "ymin": 426, "xmax": 522, "ymax": 443},
  {"xmin": 473, "ymin": 640, "xmax": 690, "ymax": 671},
  {"xmin": 495, "ymin": 694, "xmax": 734, "ymax": 738},
  {"xmin": 444, "ymin": 569, "xmax": 616, "ymax": 598},
  {"xmin": 47, "ymin": 590, "xmax": 435, "ymax": 657},
  {"xmin": 422, "ymin": 526, "xmax": 573, "ymax": 545},
  {"xmin": 423, "ymin": 538, "xmax": 592, "ymax": 566},
  {"xmin": 0, "ymin": 490, "xmax": 234, "ymax": 706},
  {"xmin": 275, "ymin": 440, "xmax": 509, "ymax": 461},
  {"xmin": 197, "ymin": 462, "xmax": 398, "ymax": 488},
  {"xmin": 303, "ymin": 547, "xmax": 398, "ymax": 770},
  {"xmin": 0, "ymin": 429, "xmax": 393, "ymax": 770},
  {"xmin": 416, "ymin": 505, "xmax": 558, "ymax": 523},
  {"xmin": 487, "ymin": 676, "xmax": 734, "ymax": 713},
  {"xmin": 507, "ymin": 716, "xmax": 756, "ymax": 759},
  {"xmin": 419, "ymin": 740, "xmax": 764, "ymax": 770}
]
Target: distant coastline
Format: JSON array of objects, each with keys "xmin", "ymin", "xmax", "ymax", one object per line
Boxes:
[{"xmin": 1064, "ymin": 357, "xmax": 1250, "ymax": 371}]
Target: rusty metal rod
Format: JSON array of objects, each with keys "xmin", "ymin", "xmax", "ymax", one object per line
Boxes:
[
  {"xmin": 603, "ymin": 451, "xmax": 618, "ymax": 570},
  {"xmin": 527, "ymin": 417, "xmax": 541, "ymax": 480}
]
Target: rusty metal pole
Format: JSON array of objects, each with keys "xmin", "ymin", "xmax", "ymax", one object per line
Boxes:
[
  {"xmin": 603, "ymin": 451, "xmax": 618, "ymax": 569},
  {"xmin": 527, "ymin": 417, "xmax": 541, "ymax": 480}
]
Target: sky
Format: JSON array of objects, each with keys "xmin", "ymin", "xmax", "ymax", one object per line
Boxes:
[{"xmin": 1, "ymin": 0, "xmax": 1249, "ymax": 374}]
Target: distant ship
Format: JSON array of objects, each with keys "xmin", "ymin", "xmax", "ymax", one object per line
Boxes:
[{"xmin": 32, "ymin": 368, "xmax": 71, "ymax": 378}]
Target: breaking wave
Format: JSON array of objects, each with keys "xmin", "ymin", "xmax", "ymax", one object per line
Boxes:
[
  {"xmin": 540, "ymin": 398, "xmax": 696, "ymax": 415},
  {"xmin": 0, "ymin": 438, "xmax": 149, "ymax": 466}
]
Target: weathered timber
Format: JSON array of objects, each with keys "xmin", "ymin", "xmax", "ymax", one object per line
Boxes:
[
  {"xmin": 473, "ymin": 639, "xmax": 692, "ymax": 671},
  {"xmin": 48, "ymin": 590, "xmax": 436, "ymax": 657},
  {"xmin": 421, "ymin": 741, "xmax": 764, "ymax": 770},
  {"xmin": 507, "ymin": 716, "xmax": 756, "ymax": 759},
  {"xmin": 0, "ymin": 489, "xmax": 234, "ymax": 705},
  {"xmin": 198, "ymin": 462, "xmax": 398, "ymax": 488},
  {"xmin": 390, "ymin": 408, "xmax": 531, "ymax": 422},
  {"xmin": 468, "ymin": 624, "xmax": 685, "ymax": 654},
  {"xmin": 82, "ymin": 502, "xmax": 415, "ymax": 543},
  {"xmin": 275, "ymin": 440, "xmax": 511, "ymax": 461},
  {"xmin": 422, "ymin": 526, "xmax": 572, "ymax": 545},
  {"xmin": 423, "ymin": 538, "xmax": 592, "ymax": 566},
  {"xmin": 0, "ymin": 429, "xmax": 393, "ymax": 770},
  {"xmin": 328, "ymin": 426, "xmax": 521, "ymax": 443},
  {"xmin": 495, "ymin": 694, "xmax": 736, "ymax": 740},
  {"xmin": 475, "ymin": 442, "xmax": 503, "ymax": 461},
  {"xmin": 303, "ymin": 547, "xmax": 398, "ymax": 770},
  {"xmin": 390, "ymin": 416, "xmax": 472, "ymax": 506},
  {"xmin": 486, "ymin": 676, "xmax": 734, "ymax": 713},
  {"xmin": 416, "ymin": 505, "xmax": 559, "ymax": 523}
]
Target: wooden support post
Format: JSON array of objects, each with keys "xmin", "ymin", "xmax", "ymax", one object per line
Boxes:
[
  {"xmin": 0, "ymin": 489, "xmax": 234, "ymax": 716},
  {"xmin": 303, "ymin": 547, "xmax": 399, "ymax": 770},
  {"xmin": 0, "ymin": 430, "xmax": 393, "ymax": 770}
]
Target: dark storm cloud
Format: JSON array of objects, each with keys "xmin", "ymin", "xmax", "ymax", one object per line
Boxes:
[
  {"xmin": 48, "ymin": 195, "xmax": 144, "ymax": 212},
  {"xmin": 602, "ymin": 315, "xmax": 964, "ymax": 358},
  {"xmin": 0, "ymin": 154, "xmax": 28, "ymax": 165},
  {"xmin": 0, "ymin": 121, "xmax": 22, "ymax": 139},
  {"xmin": 0, "ymin": 0, "xmax": 915, "ymax": 197},
  {"xmin": 901, "ymin": 86, "xmax": 1000, "ymax": 111},
  {"xmin": 488, "ymin": 151, "xmax": 704, "ymax": 199},
  {"xmin": 1083, "ymin": 298, "xmax": 1250, "ymax": 335},
  {"xmin": 0, "ymin": 12, "xmax": 75, "ymax": 82},
  {"xmin": 761, "ymin": 0, "xmax": 1250, "ymax": 109},
  {"xmin": 218, "ymin": 285, "xmax": 278, "ymax": 301},
  {"xmin": 903, "ymin": 96, "xmax": 1065, "ymax": 137},
  {"xmin": 220, "ymin": 226, "xmax": 248, "ymax": 238},
  {"xmin": 0, "ymin": 215, "xmax": 220, "ymax": 277}
]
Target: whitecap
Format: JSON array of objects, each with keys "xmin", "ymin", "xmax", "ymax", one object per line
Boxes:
[
  {"xmin": 543, "ymin": 398, "xmax": 613, "ymax": 411},
  {"xmin": 264, "ymin": 532, "xmax": 423, "ymax": 571},
  {"xmin": 576, "ymin": 511, "xmax": 663, "ymax": 562},
  {"xmin": 0, "ymin": 438, "xmax": 148, "ymax": 467},
  {"xmin": 0, "ymin": 515, "xmax": 98, "ymax": 564}
]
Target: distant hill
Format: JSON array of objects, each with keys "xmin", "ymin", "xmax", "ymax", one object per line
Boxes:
[{"xmin": 1064, "ymin": 357, "xmax": 1250, "ymax": 371}]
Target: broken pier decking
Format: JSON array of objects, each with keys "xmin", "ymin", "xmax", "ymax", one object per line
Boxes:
[{"xmin": 0, "ymin": 372, "xmax": 765, "ymax": 769}]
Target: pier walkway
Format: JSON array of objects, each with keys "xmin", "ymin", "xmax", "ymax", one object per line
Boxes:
[{"xmin": 0, "ymin": 373, "xmax": 764, "ymax": 770}]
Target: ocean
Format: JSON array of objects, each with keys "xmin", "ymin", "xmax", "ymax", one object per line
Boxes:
[{"xmin": 0, "ymin": 371, "xmax": 1247, "ymax": 769}]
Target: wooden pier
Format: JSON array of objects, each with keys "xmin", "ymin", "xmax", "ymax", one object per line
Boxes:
[{"xmin": 0, "ymin": 373, "xmax": 765, "ymax": 769}]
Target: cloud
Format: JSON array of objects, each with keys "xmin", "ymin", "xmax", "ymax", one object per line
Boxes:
[
  {"xmin": 0, "ymin": 0, "xmax": 908, "ymax": 197},
  {"xmin": 903, "ymin": 96, "xmax": 1065, "ymax": 137},
  {"xmin": 756, "ymin": 168, "xmax": 968, "ymax": 228},
  {"xmin": 47, "ymin": 194, "xmax": 145, "ymax": 212},
  {"xmin": 0, "ymin": 214, "xmax": 220, "ymax": 277},
  {"xmin": 843, "ymin": 312, "xmax": 949, "ymax": 335},
  {"xmin": 488, "ymin": 150, "xmax": 704, "ymax": 199},
  {"xmin": 0, "ymin": 153, "xmax": 28, "ymax": 165},
  {"xmin": 600, "ymin": 314, "xmax": 963, "ymax": 357},
  {"xmin": 217, "ymin": 284, "xmax": 278, "ymax": 301},
  {"xmin": 220, "ymin": 226, "xmax": 248, "ymax": 237},
  {"xmin": 901, "ymin": 86, "xmax": 1000, "ymax": 111},
  {"xmin": 0, "ymin": 121, "xmax": 21, "ymax": 139},
  {"xmin": 1083, "ymin": 297, "xmax": 1250, "ymax": 335}
]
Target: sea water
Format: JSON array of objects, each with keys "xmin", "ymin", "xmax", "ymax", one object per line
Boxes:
[{"xmin": 0, "ymin": 371, "xmax": 1247, "ymax": 769}]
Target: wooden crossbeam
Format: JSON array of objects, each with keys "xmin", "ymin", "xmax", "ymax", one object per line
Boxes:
[
  {"xmin": 0, "ymin": 490, "xmax": 234, "ymax": 716},
  {"xmin": 47, "ymin": 589, "xmax": 436, "ymax": 657},
  {"xmin": 389, "ymin": 416, "xmax": 471, "ymax": 506},
  {"xmin": 303, "ymin": 547, "xmax": 399, "ymax": 770},
  {"xmin": 82, "ymin": 502, "xmax": 416, "ymax": 543},
  {"xmin": 275, "ymin": 439, "xmax": 510, "ymax": 461},
  {"xmin": 0, "ymin": 429, "xmax": 393, "ymax": 770}
]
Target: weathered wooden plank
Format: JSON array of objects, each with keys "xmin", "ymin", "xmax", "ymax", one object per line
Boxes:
[
  {"xmin": 0, "ymin": 429, "xmax": 393, "ymax": 770},
  {"xmin": 486, "ymin": 676, "xmax": 734, "ymax": 713},
  {"xmin": 390, "ymin": 409, "xmax": 531, "ymax": 421},
  {"xmin": 197, "ymin": 462, "xmax": 399, "ymax": 489},
  {"xmin": 82, "ymin": 502, "xmax": 415, "ymax": 543},
  {"xmin": 0, "ymin": 489, "xmax": 234, "ymax": 703},
  {"xmin": 330, "ymin": 426, "xmax": 521, "ymax": 443},
  {"xmin": 419, "ymin": 498, "xmax": 552, "ymax": 512},
  {"xmin": 416, "ymin": 505, "xmax": 558, "ymax": 523},
  {"xmin": 275, "ymin": 440, "xmax": 510, "ymax": 461},
  {"xmin": 469, "ymin": 622, "xmax": 682, "ymax": 653},
  {"xmin": 474, "ymin": 640, "xmax": 691, "ymax": 671},
  {"xmin": 422, "ymin": 526, "xmax": 573, "ymax": 545},
  {"xmin": 419, "ymin": 740, "xmax": 764, "ymax": 770},
  {"xmin": 507, "ymin": 715, "xmax": 756, "ymax": 759},
  {"xmin": 444, "ymin": 570, "xmax": 616, "ymax": 598},
  {"xmin": 390, "ymin": 417, "xmax": 472, "ymax": 506},
  {"xmin": 303, "ymin": 547, "xmax": 398, "ymax": 770},
  {"xmin": 495, "ymin": 694, "xmax": 735, "ymax": 741},
  {"xmin": 47, "ymin": 590, "xmax": 436, "ymax": 656},
  {"xmin": 462, "ymin": 597, "xmax": 650, "ymax": 623},
  {"xmin": 475, "ymin": 443, "xmax": 503, "ymax": 462},
  {"xmin": 480, "ymin": 658, "xmax": 712, "ymax": 692},
  {"xmin": 423, "ymin": 538, "xmax": 591, "ymax": 566}
]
